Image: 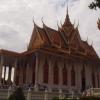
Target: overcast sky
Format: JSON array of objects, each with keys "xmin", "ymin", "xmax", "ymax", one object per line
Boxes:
[{"xmin": 0, "ymin": 0, "xmax": 100, "ymax": 56}]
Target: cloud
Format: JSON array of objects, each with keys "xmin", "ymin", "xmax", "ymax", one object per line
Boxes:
[{"xmin": 0, "ymin": 0, "xmax": 100, "ymax": 56}]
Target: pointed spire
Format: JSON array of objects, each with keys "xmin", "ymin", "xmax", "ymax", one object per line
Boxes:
[
  {"xmin": 66, "ymin": 3, "xmax": 69, "ymax": 18},
  {"xmin": 60, "ymin": 20, "xmax": 63, "ymax": 27},
  {"xmin": 91, "ymin": 41, "xmax": 93, "ymax": 46},
  {"xmin": 65, "ymin": 4, "xmax": 70, "ymax": 22},
  {"xmin": 73, "ymin": 20, "xmax": 75, "ymax": 26},
  {"xmin": 86, "ymin": 36, "xmax": 88, "ymax": 43},
  {"xmin": 57, "ymin": 21, "xmax": 60, "ymax": 30},
  {"xmin": 33, "ymin": 16, "xmax": 37, "ymax": 28},
  {"xmin": 41, "ymin": 17, "xmax": 44, "ymax": 24},
  {"xmin": 76, "ymin": 21, "xmax": 79, "ymax": 28},
  {"xmin": 33, "ymin": 16, "xmax": 34, "ymax": 23},
  {"xmin": 75, "ymin": 21, "xmax": 79, "ymax": 32},
  {"xmin": 63, "ymin": 4, "xmax": 72, "ymax": 27},
  {"xmin": 41, "ymin": 17, "xmax": 47, "ymax": 28}
]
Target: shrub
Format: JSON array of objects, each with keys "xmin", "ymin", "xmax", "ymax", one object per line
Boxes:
[
  {"xmin": 52, "ymin": 97, "xmax": 59, "ymax": 100},
  {"xmin": 8, "ymin": 87, "xmax": 26, "ymax": 100},
  {"xmin": 80, "ymin": 96, "xmax": 100, "ymax": 100}
]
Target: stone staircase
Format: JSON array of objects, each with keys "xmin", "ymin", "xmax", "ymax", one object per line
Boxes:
[{"xmin": 0, "ymin": 87, "xmax": 81, "ymax": 100}]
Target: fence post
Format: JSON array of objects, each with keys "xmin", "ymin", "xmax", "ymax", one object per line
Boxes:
[
  {"xmin": 8, "ymin": 86, "xmax": 12, "ymax": 98},
  {"xmin": 71, "ymin": 90, "xmax": 74, "ymax": 99},
  {"xmin": 27, "ymin": 88, "xmax": 31, "ymax": 100},
  {"xmin": 34, "ymin": 84, "xmax": 38, "ymax": 92},
  {"xmin": 44, "ymin": 89, "xmax": 48, "ymax": 100},
  {"xmin": 59, "ymin": 89, "xmax": 63, "ymax": 99}
]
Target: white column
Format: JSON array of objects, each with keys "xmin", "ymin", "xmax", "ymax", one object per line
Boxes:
[
  {"xmin": 13, "ymin": 60, "xmax": 17, "ymax": 85},
  {"xmin": 44, "ymin": 89, "xmax": 48, "ymax": 100},
  {"xmin": 3, "ymin": 66, "xmax": 6, "ymax": 84},
  {"xmin": 27, "ymin": 88, "xmax": 31, "ymax": 100},
  {"xmin": 0, "ymin": 56, "xmax": 3, "ymax": 85},
  {"xmin": 34, "ymin": 53, "xmax": 39, "ymax": 91}
]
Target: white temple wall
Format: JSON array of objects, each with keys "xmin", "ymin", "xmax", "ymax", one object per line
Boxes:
[{"xmin": 35, "ymin": 51, "xmax": 100, "ymax": 92}]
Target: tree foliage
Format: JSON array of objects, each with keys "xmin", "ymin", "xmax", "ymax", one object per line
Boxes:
[
  {"xmin": 89, "ymin": 0, "xmax": 100, "ymax": 10},
  {"xmin": 8, "ymin": 87, "xmax": 26, "ymax": 100}
]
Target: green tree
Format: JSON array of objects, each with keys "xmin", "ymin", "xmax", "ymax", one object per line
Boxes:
[
  {"xmin": 8, "ymin": 87, "xmax": 26, "ymax": 100},
  {"xmin": 89, "ymin": 0, "xmax": 100, "ymax": 30},
  {"xmin": 89, "ymin": 0, "xmax": 100, "ymax": 10}
]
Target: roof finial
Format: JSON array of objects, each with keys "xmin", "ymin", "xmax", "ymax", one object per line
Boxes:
[
  {"xmin": 67, "ymin": 2, "xmax": 69, "ymax": 16},
  {"xmin": 33, "ymin": 16, "xmax": 37, "ymax": 27},
  {"xmin": 57, "ymin": 21, "xmax": 59, "ymax": 28},
  {"xmin": 73, "ymin": 20, "xmax": 75, "ymax": 27},
  {"xmin": 91, "ymin": 41, "xmax": 93, "ymax": 46},
  {"xmin": 86, "ymin": 36, "xmax": 88, "ymax": 43},
  {"xmin": 60, "ymin": 20, "xmax": 62, "ymax": 27},
  {"xmin": 57, "ymin": 21, "xmax": 61, "ymax": 30},
  {"xmin": 41, "ymin": 17, "xmax": 44, "ymax": 23},
  {"xmin": 76, "ymin": 21, "xmax": 79, "ymax": 30},
  {"xmin": 41, "ymin": 17, "xmax": 46, "ymax": 27},
  {"xmin": 33, "ymin": 16, "xmax": 35, "ymax": 24},
  {"xmin": 77, "ymin": 20, "xmax": 79, "ymax": 27}
]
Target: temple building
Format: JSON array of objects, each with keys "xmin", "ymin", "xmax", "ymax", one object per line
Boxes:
[{"xmin": 0, "ymin": 10, "xmax": 100, "ymax": 93}]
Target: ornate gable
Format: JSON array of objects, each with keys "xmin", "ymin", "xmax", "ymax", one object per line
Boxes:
[{"xmin": 28, "ymin": 23, "xmax": 45, "ymax": 51}]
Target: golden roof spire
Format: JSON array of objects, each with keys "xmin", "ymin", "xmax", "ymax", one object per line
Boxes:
[
  {"xmin": 41, "ymin": 17, "xmax": 44, "ymax": 24},
  {"xmin": 76, "ymin": 21, "xmax": 79, "ymax": 29},
  {"xmin": 66, "ymin": 3, "xmax": 69, "ymax": 17},
  {"xmin": 65, "ymin": 4, "xmax": 70, "ymax": 22},
  {"xmin": 91, "ymin": 41, "xmax": 93, "ymax": 46},
  {"xmin": 86, "ymin": 36, "xmax": 88, "ymax": 43},
  {"xmin": 33, "ymin": 16, "xmax": 37, "ymax": 27},
  {"xmin": 73, "ymin": 20, "xmax": 75, "ymax": 26},
  {"xmin": 62, "ymin": 4, "xmax": 72, "ymax": 27},
  {"xmin": 33, "ymin": 16, "xmax": 35, "ymax": 24},
  {"xmin": 57, "ymin": 21, "xmax": 60, "ymax": 29}
]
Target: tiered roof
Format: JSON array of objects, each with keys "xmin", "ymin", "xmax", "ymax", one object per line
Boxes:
[{"xmin": 28, "ymin": 10, "xmax": 98, "ymax": 59}]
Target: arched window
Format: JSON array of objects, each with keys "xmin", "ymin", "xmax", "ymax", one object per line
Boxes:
[
  {"xmin": 92, "ymin": 71, "xmax": 95, "ymax": 88},
  {"xmin": 53, "ymin": 62, "xmax": 59, "ymax": 85},
  {"xmin": 62, "ymin": 65, "xmax": 67, "ymax": 85},
  {"xmin": 71, "ymin": 66, "xmax": 75, "ymax": 86},
  {"xmin": 81, "ymin": 66, "xmax": 86, "ymax": 91},
  {"xmin": 43, "ymin": 60, "xmax": 49, "ymax": 83}
]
